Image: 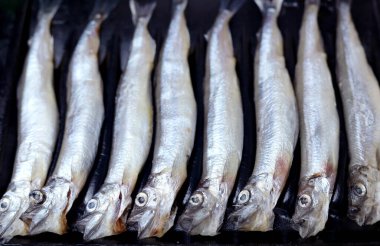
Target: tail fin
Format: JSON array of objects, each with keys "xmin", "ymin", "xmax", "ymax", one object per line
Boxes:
[
  {"xmin": 38, "ymin": 0, "xmax": 62, "ymax": 21},
  {"xmin": 254, "ymin": 0, "xmax": 283, "ymax": 16},
  {"xmin": 220, "ymin": 0, "xmax": 247, "ymax": 15},
  {"xmin": 336, "ymin": 0, "xmax": 352, "ymax": 7},
  {"xmin": 305, "ymin": 0, "xmax": 320, "ymax": 5},
  {"xmin": 130, "ymin": 0, "xmax": 157, "ymax": 25},
  {"xmin": 89, "ymin": 0, "xmax": 120, "ymax": 21},
  {"xmin": 172, "ymin": 0, "xmax": 188, "ymax": 12}
]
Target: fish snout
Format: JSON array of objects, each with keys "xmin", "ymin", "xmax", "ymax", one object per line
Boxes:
[{"xmin": 176, "ymin": 216, "xmax": 193, "ymax": 233}]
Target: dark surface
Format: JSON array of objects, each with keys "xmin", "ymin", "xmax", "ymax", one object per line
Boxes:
[{"xmin": 0, "ymin": 0, "xmax": 380, "ymax": 244}]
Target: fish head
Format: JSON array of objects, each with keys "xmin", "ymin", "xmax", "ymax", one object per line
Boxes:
[
  {"xmin": 177, "ymin": 182, "xmax": 229, "ymax": 236},
  {"xmin": 0, "ymin": 182, "xmax": 30, "ymax": 240},
  {"xmin": 292, "ymin": 175, "xmax": 331, "ymax": 238},
  {"xmin": 347, "ymin": 165, "xmax": 375, "ymax": 225},
  {"xmin": 76, "ymin": 183, "xmax": 131, "ymax": 241},
  {"xmin": 227, "ymin": 183, "xmax": 274, "ymax": 231},
  {"xmin": 21, "ymin": 177, "xmax": 75, "ymax": 235},
  {"xmin": 127, "ymin": 184, "xmax": 177, "ymax": 238}
]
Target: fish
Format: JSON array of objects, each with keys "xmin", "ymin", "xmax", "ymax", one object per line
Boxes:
[
  {"xmin": 127, "ymin": 0, "xmax": 197, "ymax": 239},
  {"xmin": 227, "ymin": 0, "xmax": 298, "ymax": 232},
  {"xmin": 176, "ymin": 0, "xmax": 244, "ymax": 236},
  {"xmin": 0, "ymin": 0, "xmax": 60, "ymax": 242},
  {"xmin": 336, "ymin": 0, "xmax": 380, "ymax": 226},
  {"xmin": 19, "ymin": 2, "xmax": 115, "ymax": 235},
  {"xmin": 76, "ymin": 0, "xmax": 156, "ymax": 241},
  {"xmin": 291, "ymin": 0, "xmax": 340, "ymax": 238}
]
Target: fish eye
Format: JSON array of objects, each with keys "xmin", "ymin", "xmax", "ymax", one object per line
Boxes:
[
  {"xmin": 298, "ymin": 194, "xmax": 311, "ymax": 208},
  {"xmin": 86, "ymin": 199, "xmax": 98, "ymax": 212},
  {"xmin": 29, "ymin": 190, "xmax": 46, "ymax": 205},
  {"xmin": 0, "ymin": 197, "xmax": 10, "ymax": 212},
  {"xmin": 189, "ymin": 193, "xmax": 203, "ymax": 206},
  {"xmin": 237, "ymin": 190, "xmax": 250, "ymax": 204},
  {"xmin": 353, "ymin": 183, "xmax": 366, "ymax": 197},
  {"xmin": 135, "ymin": 192, "xmax": 148, "ymax": 207},
  {"xmin": 349, "ymin": 206, "xmax": 360, "ymax": 214}
]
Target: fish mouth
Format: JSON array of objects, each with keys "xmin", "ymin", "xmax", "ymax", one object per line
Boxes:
[
  {"xmin": 0, "ymin": 210, "xmax": 28, "ymax": 241},
  {"xmin": 21, "ymin": 178, "xmax": 75, "ymax": 235},
  {"xmin": 127, "ymin": 190, "xmax": 177, "ymax": 239},
  {"xmin": 292, "ymin": 216, "xmax": 321, "ymax": 238},
  {"xmin": 227, "ymin": 191, "xmax": 274, "ymax": 232},
  {"xmin": 79, "ymin": 213, "xmax": 104, "ymax": 241},
  {"xmin": 177, "ymin": 185, "xmax": 229, "ymax": 236},
  {"xmin": 128, "ymin": 206, "xmax": 177, "ymax": 239}
]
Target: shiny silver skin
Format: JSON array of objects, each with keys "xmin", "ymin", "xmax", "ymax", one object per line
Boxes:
[
  {"xmin": 292, "ymin": 1, "xmax": 339, "ymax": 238},
  {"xmin": 21, "ymin": 14, "xmax": 105, "ymax": 235},
  {"xmin": 228, "ymin": 0, "xmax": 298, "ymax": 232},
  {"xmin": 336, "ymin": 0, "xmax": 380, "ymax": 226},
  {"xmin": 0, "ymin": 1, "xmax": 60, "ymax": 242},
  {"xmin": 76, "ymin": 0, "xmax": 156, "ymax": 241},
  {"xmin": 176, "ymin": 8, "xmax": 244, "ymax": 236},
  {"xmin": 127, "ymin": 0, "xmax": 197, "ymax": 239}
]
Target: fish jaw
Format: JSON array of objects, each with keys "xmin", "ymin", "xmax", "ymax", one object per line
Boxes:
[
  {"xmin": 21, "ymin": 177, "xmax": 75, "ymax": 235},
  {"xmin": 347, "ymin": 164, "xmax": 379, "ymax": 225},
  {"xmin": 176, "ymin": 183, "xmax": 229, "ymax": 236},
  {"xmin": 76, "ymin": 183, "xmax": 131, "ymax": 241},
  {"xmin": 127, "ymin": 184, "xmax": 177, "ymax": 239},
  {"xmin": 0, "ymin": 181, "xmax": 31, "ymax": 241},
  {"xmin": 292, "ymin": 176, "xmax": 331, "ymax": 238},
  {"xmin": 227, "ymin": 184, "xmax": 274, "ymax": 232}
]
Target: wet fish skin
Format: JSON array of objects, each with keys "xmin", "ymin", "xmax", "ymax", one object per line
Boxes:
[
  {"xmin": 176, "ymin": 4, "xmax": 244, "ymax": 236},
  {"xmin": 227, "ymin": 0, "xmax": 298, "ymax": 232},
  {"xmin": 336, "ymin": 0, "xmax": 380, "ymax": 226},
  {"xmin": 127, "ymin": 0, "xmax": 197, "ymax": 239},
  {"xmin": 76, "ymin": 0, "xmax": 156, "ymax": 241},
  {"xmin": 292, "ymin": 0, "xmax": 340, "ymax": 238},
  {"xmin": 21, "ymin": 14, "xmax": 105, "ymax": 235},
  {"xmin": 0, "ymin": 0, "xmax": 60, "ymax": 241}
]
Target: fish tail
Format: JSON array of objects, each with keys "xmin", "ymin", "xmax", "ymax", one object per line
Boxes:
[
  {"xmin": 90, "ymin": 0, "xmax": 120, "ymax": 22},
  {"xmin": 130, "ymin": 0, "xmax": 157, "ymax": 25},
  {"xmin": 38, "ymin": 0, "xmax": 62, "ymax": 21},
  {"xmin": 172, "ymin": 0, "xmax": 188, "ymax": 12},
  {"xmin": 254, "ymin": 0, "xmax": 283, "ymax": 16},
  {"xmin": 305, "ymin": 0, "xmax": 320, "ymax": 5},
  {"xmin": 220, "ymin": 0, "xmax": 246, "ymax": 15}
]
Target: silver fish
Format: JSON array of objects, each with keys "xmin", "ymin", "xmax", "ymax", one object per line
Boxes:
[
  {"xmin": 127, "ymin": 0, "xmax": 197, "ymax": 239},
  {"xmin": 176, "ymin": 0, "xmax": 244, "ymax": 236},
  {"xmin": 292, "ymin": 0, "xmax": 339, "ymax": 238},
  {"xmin": 336, "ymin": 0, "xmax": 380, "ymax": 226},
  {"xmin": 21, "ymin": 13, "xmax": 106, "ymax": 235},
  {"xmin": 76, "ymin": 0, "xmax": 156, "ymax": 241},
  {"xmin": 0, "ymin": 0, "xmax": 60, "ymax": 242},
  {"xmin": 227, "ymin": 0, "xmax": 298, "ymax": 232}
]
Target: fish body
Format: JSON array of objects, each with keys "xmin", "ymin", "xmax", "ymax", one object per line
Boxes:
[
  {"xmin": 176, "ymin": 0, "xmax": 244, "ymax": 236},
  {"xmin": 0, "ymin": 0, "xmax": 60, "ymax": 241},
  {"xmin": 76, "ymin": 0, "xmax": 156, "ymax": 241},
  {"xmin": 292, "ymin": 0, "xmax": 339, "ymax": 238},
  {"xmin": 336, "ymin": 0, "xmax": 380, "ymax": 225},
  {"xmin": 227, "ymin": 0, "xmax": 298, "ymax": 232},
  {"xmin": 127, "ymin": 0, "xmax": 197, "ymax": 239},
  {"xmin": 21, "ymin": 12, "xmax": 106, "ymax": 235}
]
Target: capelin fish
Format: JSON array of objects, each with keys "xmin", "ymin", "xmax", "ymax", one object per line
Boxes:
[
  {"xmin": 336, "ymin": 0, "xmax": 380, "ymax": 226},
  {"xmin": 291, "ymin": 0, "xmax": 340, "ymax": 238},
  {"xmin": 0, "ymin": 0, "xmax": 60, "ymax": 242},
  {"xmin": 127, "ymin": 0, "xmax": 197, "ymax": 239},
  {"xmin": 20, "ymin": 6, "xmax": 110, "ymax": 235},
  {"xmin": 76, "ymin": 0, "xmax": 156, "ymax": 241},
  {"xmin": 176, "ymin": 0, "xmax": 244, "ymax": 236},
  {"xmin": 227, "ymin": 0, "xmax": 298, "ymax": 232}
]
